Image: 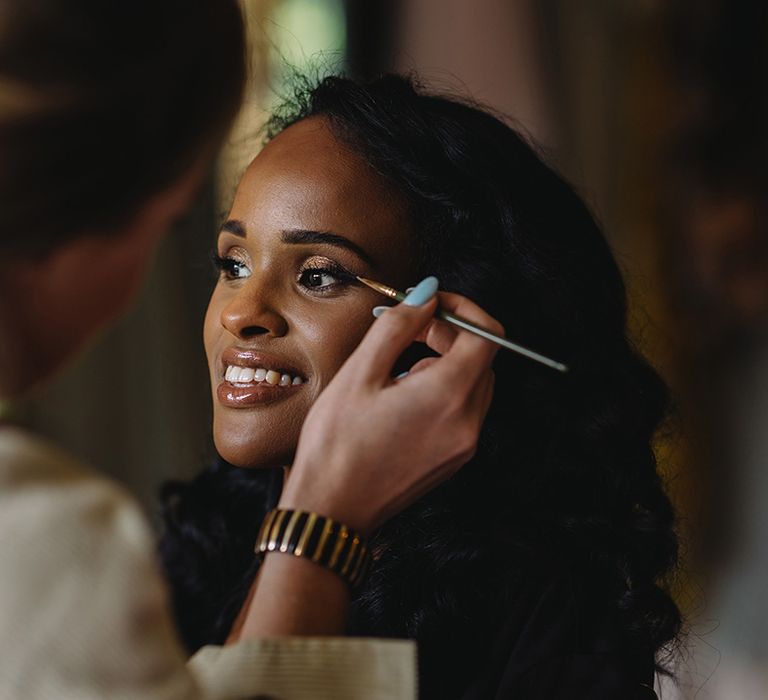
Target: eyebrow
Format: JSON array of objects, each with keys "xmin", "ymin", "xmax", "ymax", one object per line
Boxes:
[
  {"xmin": 220, "ymin": 219, "xmax": 376, "ymax": 268},
  {"xmin": 221, "ymin": 219, "xmax": 247, "ymax": 236}
]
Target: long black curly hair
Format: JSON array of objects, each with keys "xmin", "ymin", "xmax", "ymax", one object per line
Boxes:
[{"xmin": 159, "ymin": 73, "xmax": 680, "ymax": 698}]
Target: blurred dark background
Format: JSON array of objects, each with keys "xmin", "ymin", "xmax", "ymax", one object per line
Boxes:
[{"xmin": 21, "ymin": 2, "xmax": 768, "ymax": 695}]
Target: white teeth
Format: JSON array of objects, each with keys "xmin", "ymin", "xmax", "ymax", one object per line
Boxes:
[
  {"xmin": 238, "ymin": 367, "xmax": 255, "ymax": 383},
  {"xmin": 224, "ymin": 364, "xmax": 305, "ymax": 387}
]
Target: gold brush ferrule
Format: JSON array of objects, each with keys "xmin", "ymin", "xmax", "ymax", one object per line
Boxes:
[{"xmin": 356, "ymin": 276, "xmax": 400, "ymax": 300}]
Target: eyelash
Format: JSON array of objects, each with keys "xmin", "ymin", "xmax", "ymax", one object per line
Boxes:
[
  {"xmin": 210, "ymin": 251, "xmax": 354, "ymax": 294},
  {"xmin": 211, "ymin": 252, "xmax": 249, "ymax": 280}
]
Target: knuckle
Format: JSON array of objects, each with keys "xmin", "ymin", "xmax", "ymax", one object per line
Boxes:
[
  {"xmin": 451, "ymin": 423, "xmax": 479, "ymax": 456},
  {"xmin": 462, "ymin": 425, "xmax": 481, "ymax": 452},
  {"xmin": 474, "ymin": 312, "xmax": 504, "ymax": 338},
  {"xmin": 476, "ymin": 313, "xmax": 504, "ymax": 340},
  {"xmin": 448, "ymin": 293, "xmax": 503, "ymax": 330},
  {"xmin": 452, "ymin": 444, "xmax": 477, "ymax": 469}
]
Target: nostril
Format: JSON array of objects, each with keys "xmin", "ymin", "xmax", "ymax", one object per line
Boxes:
[{"xmin": 240, "ymin": 325, "xmax": 270, "ymax": 338}]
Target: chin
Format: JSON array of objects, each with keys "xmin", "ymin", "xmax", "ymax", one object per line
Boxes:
[
  {"xmin": 213, "ymin": 421, "xmax": 297, "ymax": 469},
  {"xmin": 211, "ymin": 395, "xmax": 308, "ymax": 468}
]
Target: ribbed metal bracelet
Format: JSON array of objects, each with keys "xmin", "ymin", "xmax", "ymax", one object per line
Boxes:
[{"xmin": 254, "ymin": 508, "xmax": 372, "ymax": 590}]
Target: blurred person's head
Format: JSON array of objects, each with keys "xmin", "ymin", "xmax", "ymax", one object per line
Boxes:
[{"xmin": 0, "ymin": 0, "xmax": 245, "ymax": 396}]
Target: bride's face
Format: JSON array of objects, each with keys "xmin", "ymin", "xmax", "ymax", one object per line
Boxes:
[{"xmin": 204, "ymin": 116, "xmax": 418, "ymax": 468}]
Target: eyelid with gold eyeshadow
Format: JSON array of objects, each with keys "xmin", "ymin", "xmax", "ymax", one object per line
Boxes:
[
  {"xmin": 210, "ymin": 249, "xmax": 251, "ymax": 280},
  {"xmin": 298, "ymin": 255, "xmax": 359, "ymax": 281},
  {"xmin": 210, "ymin": 249, "xmax": 361, "ymax": 289},
  {"xmin": 296, "ymin": 256, "xmax": 361, "ymax": 294}
]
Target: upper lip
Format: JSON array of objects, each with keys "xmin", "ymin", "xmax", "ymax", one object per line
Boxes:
[{"xmin": 219, "ymin": 347, "xmax": 307, "ymax": 380}]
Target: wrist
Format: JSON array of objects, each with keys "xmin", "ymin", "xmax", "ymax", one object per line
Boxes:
[
  {"xmin": 280, "ymin": 461, "xmax": 374, "ymax": 535},
  {"xmin": 277, "ymin": 490, "xmax": 372, "ymax": 537},
  {"xmin": 256, "ymin": 508, "xmax": 373, "ymax": 590},
  {"xmin": 236, "ymin": 551, "xmax": 350, "ymax": 639}
]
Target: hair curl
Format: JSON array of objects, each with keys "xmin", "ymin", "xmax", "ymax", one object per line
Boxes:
[{"xmin": 160, "ymin": 73, "xmax": 680, "ymax": 698}]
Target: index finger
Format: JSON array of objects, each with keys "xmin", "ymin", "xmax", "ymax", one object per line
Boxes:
[
  {"xmin": 428, "ymin": 292, "xmax": 504, "ymax": 382},
  {"xmin": 343, "ymin": 295, "xmax": 440, "ymax": 385}
]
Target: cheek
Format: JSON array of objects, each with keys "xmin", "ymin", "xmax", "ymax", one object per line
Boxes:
[
  {"xmin": 299, "ymin": 300, "xmax": 375, "ymax": 383},
  {"xmin": 203, "ymin": 288, "xmax": 227, "ymax": 366},
  {"xmin": 207, "ymin": 297, "xmax": 377, "ymax": 469},
  {"xmin": 202, "ymin": 301, "xmax": 218, "ymax": 362}
]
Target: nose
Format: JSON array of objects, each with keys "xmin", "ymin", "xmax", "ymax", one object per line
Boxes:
[{"xmin": 220, "ymin": 277, "xmax": 289, "ymax": 340}]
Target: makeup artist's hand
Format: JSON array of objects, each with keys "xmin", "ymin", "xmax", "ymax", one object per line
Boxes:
[
  {"xmin": 280, "ymin": 276, "xmax": 501, "ymax": 535},
  {"xmin": 229, "ymin": 277, "xmax": 500, "ymax": 642}
]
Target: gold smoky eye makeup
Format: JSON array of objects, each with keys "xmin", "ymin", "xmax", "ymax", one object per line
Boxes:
[
  {"xmin": 209, "ymin": 249, "xmax": 364, "ymax": 295},
  {"xmin": 210, "ymin": 248, "xmax": 250, "ymax": 280},
  {"xmin": 295, "ymin": 256, "xmax": 363, "ymax": 294},
  {"xmin": 212, "ymin": 221, "xmax": 375, "ymax": 289}
]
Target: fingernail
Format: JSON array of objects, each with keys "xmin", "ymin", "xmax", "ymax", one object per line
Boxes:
[
  {"xmin": 372, "ymin": 305, "xmax": 390, "ymax": 317},
  {"xmin": 395, "ymin": 371, "xmax": 410, "ymax": 379},
  {"xmin": 403, "ymin": 276, "xmax": 438, "ymax": 306}
]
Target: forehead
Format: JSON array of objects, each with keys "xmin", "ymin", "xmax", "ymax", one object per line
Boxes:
[{"xmin": 228, "ymin": 117, "xmax": 415, "ymax": 267}]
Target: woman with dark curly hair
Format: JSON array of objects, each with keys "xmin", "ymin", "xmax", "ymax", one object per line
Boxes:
[{"xmin": 160, "ymin": 74, "xmax": 681, "ymax": 699}]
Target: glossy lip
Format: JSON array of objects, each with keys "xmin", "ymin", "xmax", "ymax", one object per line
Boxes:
[
  {"xmin": 219, "ymin": 348, "xmax": 307, "ymax": 380},
  {"xmin": 215, "ymin": 348, "xmax": 308, "ymax": 409}
]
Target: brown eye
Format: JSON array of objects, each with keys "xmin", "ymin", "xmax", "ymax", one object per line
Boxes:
[
  {"xmin": 211, "ymin": 253, "xmax": 251, "ymax": 280},
  {"xmin": 299, "ymin": 268, "xmax": 342, "ymax": 289},
  {"xmin": 306, "ymin": 271, "xmax": 326, "ymax": 287}
]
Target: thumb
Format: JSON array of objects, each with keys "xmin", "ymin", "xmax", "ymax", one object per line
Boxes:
[{"xmin": 347, "ymin": 276, "xmax": 440, "ymax": 384}]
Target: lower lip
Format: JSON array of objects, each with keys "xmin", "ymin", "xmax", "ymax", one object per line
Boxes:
[{"xmin": 216, "ymin": 380, "xmax": 305, "ymax": 408}]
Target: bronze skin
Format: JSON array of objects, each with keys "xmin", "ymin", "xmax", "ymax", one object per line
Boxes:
[{"xmin": 204, "ymin": 117, "xmax": 419, "ymax": 468}]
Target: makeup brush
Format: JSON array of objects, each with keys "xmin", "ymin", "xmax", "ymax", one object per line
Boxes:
[{"xmin": 356, "ymin": 276, "xmax": 568, "ymax": 373}]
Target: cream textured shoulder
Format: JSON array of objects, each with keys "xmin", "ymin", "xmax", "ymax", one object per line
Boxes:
[
  {"xmin": 0, "ymin": 427, "xmax": 200, "ymax": 700},
  {"xmin": 0, "ymin": 427, "xmax": 416, "ymax": 700}
]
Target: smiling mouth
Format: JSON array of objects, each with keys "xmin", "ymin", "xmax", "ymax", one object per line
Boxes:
[
  {"xmin": 216, "ymin": 349, "xmax": 308, "ymax": 408},
  {"xmin": 224, "ymin": 364, "xmax": 305, "ymax": 388},
  {"xmin": 216, "ymin": 361, "xmax": 307, "ymax": 409}
]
